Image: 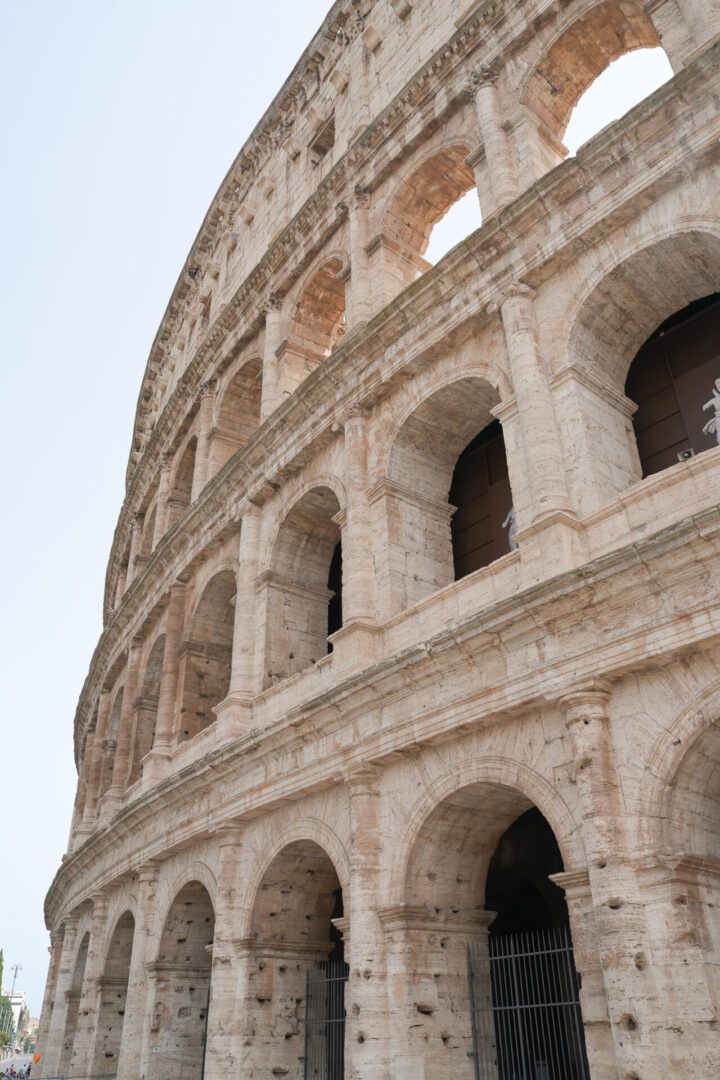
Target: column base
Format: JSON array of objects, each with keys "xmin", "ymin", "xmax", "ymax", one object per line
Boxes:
[
  {"xmin": 214, "ymin": 693, "xmax": 257, "ymax": 740},
  {"xmin": 516, "ymin": 509, "xmax": 586, "ymax": 585},
  {"xmin": 328, "ymin": 619, "xmax": 384, "ymax": 675},
  {"xmin": 140, "ymin": 746, "xmax": 173, "ymax": 787},
  {"xmin": 97, "ymin": 786, "xmax": 124, "ymax": 825}
]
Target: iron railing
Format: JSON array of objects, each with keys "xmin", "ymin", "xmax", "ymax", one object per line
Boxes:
[
  {"xmin": 468, "ymin": 926, "xmax": 591, "ymax": 1080},
  {"xmin": 303, "ymin": 959, "xmax": 348, "ymax": 1080}
]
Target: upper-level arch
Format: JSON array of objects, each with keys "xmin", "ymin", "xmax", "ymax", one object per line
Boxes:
[
  {"xmin": 178, "ymin": 569, "xmax": 236, "ymax": 741},
  {"xmin": 275, "ymin": 254, "xmax": 348, "ymax": 406},
  {"xmin": 208, "ymin": 354, "xmax": 262, "ymax": 477},
  {"xmin": 377, "ymin": 140, "xmax": 478, "ymax": 305},
  {"xmin": 551, "ymin": 226, "xmax": 720, "ymax": 512},
  {"xmin": 128, "ymin": 633, "xmax": 165, "ymax": 786},
  {"xmin": 381, "ymin": 372, "xmax": 511, "ymax": 615},
  {"xmin": 520, "ymin": 0, "xmax": 662, "ymax": 150},
  {"xmin": 261, "ymin": 482, "xmax": 344, "ymax": 685}
]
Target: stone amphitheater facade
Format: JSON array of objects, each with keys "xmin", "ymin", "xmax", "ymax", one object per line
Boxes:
[{"xmin": 36, "ymin": 1, "xmax": 720, "ymax": 1078}]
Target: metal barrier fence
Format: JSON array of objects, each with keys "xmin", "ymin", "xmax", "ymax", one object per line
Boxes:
[
  {"xmin": 303, "ymin": 959, "xmax": 348, "ymax": 1080},
  {"xmin": 468, "ymin": 926, "xmax": 591, "ymax": 1080}
]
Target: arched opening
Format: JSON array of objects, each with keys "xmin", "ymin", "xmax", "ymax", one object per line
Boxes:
[
  {"xmin": 523, "ymin": 2, "xmax": 664, "ymax": 158},
  {"xmin": 264, "ymin": 487, "xmax": 342, "ymax": 685},
  {"xmin": 168, "ymin": 437, "xmax": 197, "ymax": 526},
  {"xmin": 449, "ymin": 419, "xmax": 514, "ymax": 581},
  {"xmin": 98, "ymin": 687, "xmax": 123, "ymax": 798},
  {"xmin": 242, "ymin": 840, "xmax": 346, "ymax": 1078},
  {"xmin": 179, "ymin": 571, "xmax": 235, "ymax": 741},
  {"xmin": 386, "ymin": 377, "xmax": 508, "ymax": 614},
  {"xmin": 147, "ymin": 881, "xmax": 215, "ymax": 1080},
  {"xmin": 128, "ymin": 635, "xmax": 165, "ymax": 784},
  {"xmin": 91, "ymin": 911, "xmax": 134, "ymax": 1077},
  {"xmin": 625, "ymin": 293, "xmax": 720, "ymax": 478},
  {"xmin": 564, "ymin": 48, "xmax": 673, "ymax": 154},
  {"xmin": 58, "ymin": 931, "xmax": 89, "ymax": 1075},
  {"xmin": 564, "ymin": 232, "xmax": 720, "ymax": 512},
  {"xmin": 401, "ymin": 784, "xmax": 588, "ymax": 1079},
  {"xmin": 280, "ymin": 259, "xmax": 346, "ymax": 400},
  {"xmin": 481, "ymin": 810, "xmax": 589, "ymax": 1079},
  {"xmin": 381, "ymin": 145, "xmax": 478, "ymax": 303},
  {"xmin": 209, "ymin": 357, "xmax": 263, "ymax": 475}
]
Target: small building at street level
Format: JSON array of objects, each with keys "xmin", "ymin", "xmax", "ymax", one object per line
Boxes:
[{"xmin": 36, "ymin": 1, "xmax": 720, "ymax": 1077}]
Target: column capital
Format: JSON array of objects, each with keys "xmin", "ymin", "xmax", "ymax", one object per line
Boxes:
[
  {"xmin": 499, "ymin": 279, "xmax": 536, "ymax": 306},
  {"xmin": 216, "ymin": 822, "xmax": 244, "ymax": 849},
  {"xmin": 60, "ymin": 910, "xmax": 82, "ymax": 935},
  {"xmin": 137, "ymin": 860, "xmax": 162, "ymax": 885},
  {"xmin": 344, "ymin": 763, "xmax": 382, "ymax": 793},
  {"xmin": 559, "ymin": 677, "xmax": 612, "ymax": 725},
  {"xmin": 351, "ymin": 184, "xmax": 372, "ymax": 210},
  {"xmin": 91, "ymin": 889, "xmax": 110, "ymax": 916},
  {"xmin": 467, "ymin": 61, "xmax": 501, "ymax": 94},
  {"xmin": 261, "ymin": 291, "xmax": 283, "ymax": 319}
]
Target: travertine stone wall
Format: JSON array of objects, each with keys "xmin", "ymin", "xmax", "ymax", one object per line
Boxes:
[{"xmin": 38, "ymin": 0, "xmax": 720, "ymax": 1077}]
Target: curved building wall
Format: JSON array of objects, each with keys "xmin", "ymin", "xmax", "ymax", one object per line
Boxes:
[{"xmin": 38, "ymin": 1, "xmax": 720, "ymax": 1078}]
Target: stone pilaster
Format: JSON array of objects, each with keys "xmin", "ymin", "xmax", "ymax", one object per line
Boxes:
[
  {"xmin": 635, "ymin": 855, "xmax": 720, "ymax": 1074},
  {"xmin": 347, "ymin": 190, "xmax": 373, "ymax": 328},
  {"xmin": 41, "ymin": 913, "xmax": 80, "ymax": 1077},
  {"xmin": 68, "ymin": 731, "xmax": 94, "ymax": 848},
  {"xmin": 216, "ymin": 510, "xmax": 261, "ymax": 734},
  {"xmin": 330, "ymin": 411, "xmax": 381, "ymax": 672},
  {"xmin": 125, "ymin": 512, "xmax": 145, "ymax": 587},
  {"xmin": 153, "ymin": 451, "xmax": 174, "ymax": 547},
  {"xmin": 203, "ymin": 826, "xmax": 244, "ymax": 1080},
  {"xmin": 81, "ymin": 687, "xmax": 112, "ymax": 827},
  {"xmin": 499, "ymin": 284, "xmax": 582, "ymax": 580},
  {"xmin": 191, "ymin": 379, "xmax": 217, "ymax": 499},
  {"xmin": 102, "ymin": 637, "xmax": 143, "ymax": 817},
  {"xmin": 143, "ymin": 583, "xmax": 187, "ymax": 782},
  {"xmin": 560, "ymin": 681, "xmax": 662, "ymax": 1079},
  {"xmin": 115, "ymin": 863, "xmax": 161, "ymax": 1080},
  {"xmin": 469, "ymin": 68, "xmax": 517, "ymax": 217},
  {"xmin": 35, "ymin": 929, "xmax": 63, "ymax": 1078},
  {"xmin": 379, "ymin": 905, "xmax": 493, "ymax": 1079},
  {"xmin": 345, "ymin": 767, "xmax": 388, "ymax": 1079},
  {"xmin": 260, "ymin": 295, "xmax": 284, "ymax": 421}
]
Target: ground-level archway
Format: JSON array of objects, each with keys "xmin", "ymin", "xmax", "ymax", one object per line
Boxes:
[
  {"xmin": 58, "ymin": 930, "xmax": 89, "ymax": 1076},
  {"xmin": 239, "ymin": 839, "xmax": 347, "ymax": 1078},
  {"xmin": 91, "ymin": 911, "xmax": 134, "ymax": 1077},
  {"xmin": 146, "ymin": 880, "xmax": 215, "ymax": 1080},
  {"xmin": 393, "ymin": 782, "xmax": 589, "ymax": 1079}
]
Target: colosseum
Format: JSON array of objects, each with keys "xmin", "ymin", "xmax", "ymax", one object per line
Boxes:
[{"xmin": 36, "ymin": 1, "xmax": 720, "ymax": 1077}]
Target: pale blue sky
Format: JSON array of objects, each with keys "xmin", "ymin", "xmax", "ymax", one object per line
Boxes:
[{"xmin": 0, "ymin": 0, "xmax": 671, "ymax": 1013}]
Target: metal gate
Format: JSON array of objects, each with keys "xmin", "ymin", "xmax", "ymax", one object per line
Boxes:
[
  {"xmin": 467, "ymin": 927, "xmax": 590, "ymax": 1080},
  {"xmin": 303, "ymin": 959, "xmax": 348, "ymax": 1080}
]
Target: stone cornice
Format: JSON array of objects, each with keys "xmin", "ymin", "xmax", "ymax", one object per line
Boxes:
[{"xmin": 51, "ymin": 506, "xmax": 720, "ymax": 927}]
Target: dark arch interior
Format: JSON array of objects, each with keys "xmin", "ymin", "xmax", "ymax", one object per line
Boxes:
[
  {"xmin": 326, "ymin": 541, "xmax": 343, "ymax": 650},
  {"xmin": 625, "ymin": 292, "xmax": 720, "ymax": 478},
  {"xmin": 485, "ymin": 807, "xmax": 568, "ymax": 936},
  {"xmin": 482, "ymin": 811, "xmax": 588, "ymax": 1080},
  {"xmin": 449, "ymin": 419, "xmax": 513, "ymax": 580}
]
